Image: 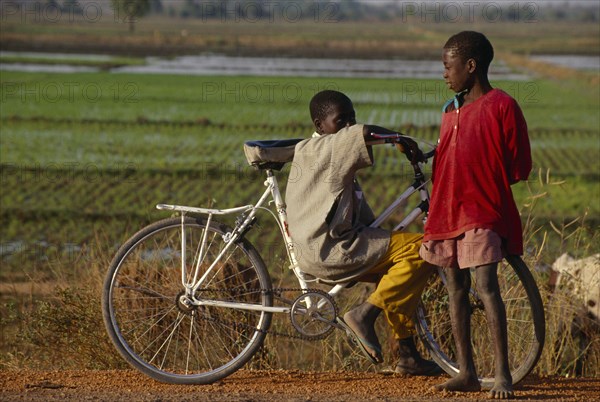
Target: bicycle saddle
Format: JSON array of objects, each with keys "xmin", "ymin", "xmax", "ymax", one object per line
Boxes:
[{"xmin": 244, "ymin": 138, "xmax": 303, "ymax": 170}]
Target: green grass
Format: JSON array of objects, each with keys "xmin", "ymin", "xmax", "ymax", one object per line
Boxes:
[
  {"xmin": 0, "ymin": 128, "xmax": 597, "ymax": 282},
  {"xmin": 1, "ymin": 73, "xmax": 598, "ymax": 273},
  {"xmin": 0, "ymin": 71, "xmax": 598, "ymax": 282},
  {"xmin": 0, "ymin": 71, "xmax": 598, "ymax": 129}
]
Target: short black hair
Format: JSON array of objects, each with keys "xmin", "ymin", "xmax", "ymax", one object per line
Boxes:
[
  {"xmin": 444, "ymin": 31, "xmax": 494, "ymax": 74},
  {"xmin": 309, "ymin": 90, "xmax": 352, "ymax": 122}
]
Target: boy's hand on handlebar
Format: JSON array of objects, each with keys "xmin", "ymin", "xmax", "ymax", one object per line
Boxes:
[
  {"xmin": 395, "ymin": 137, "xmax": 425, "ymax": 164},
  {"xmin": 363, "ymin": 125, "xmax": 426, "ymax": 163}
]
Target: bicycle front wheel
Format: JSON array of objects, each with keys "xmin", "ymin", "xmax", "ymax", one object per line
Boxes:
[
  {"xmin": 102, "ymin": 216, "xmax": 273, "ymax": 384},
  {"xmin": 416, "ymin": 255, "xmax": 545, "ymax": 389}
]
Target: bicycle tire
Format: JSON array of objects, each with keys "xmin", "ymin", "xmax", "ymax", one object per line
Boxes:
[
  {"xmin": 416, "ymin": 255, "xmax": 545, "ymax": 389},
  {"xmin": 102, "ymin": 216, "xmax": 273, "ymax": 384}
]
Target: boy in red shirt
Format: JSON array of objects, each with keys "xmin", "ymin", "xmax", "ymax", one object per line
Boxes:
[{"xmin": 420, "ymin": 31, "xmax": 532, "ymax": 399}]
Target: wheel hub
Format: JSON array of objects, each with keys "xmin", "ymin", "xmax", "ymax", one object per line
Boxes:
[{"xmin": 176, "ymin": 291, "xmax": 197, "ymax": 315}]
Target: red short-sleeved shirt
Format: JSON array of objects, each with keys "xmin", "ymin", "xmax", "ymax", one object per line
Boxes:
[{"xmin": 424, "ymin": 89, "xmax": 532, "ymax": 255}]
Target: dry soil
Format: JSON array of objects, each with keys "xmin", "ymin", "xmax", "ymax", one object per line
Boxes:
[{"xmin": 1, "ymin": 369, "xmax": 600, "ymax": 401}]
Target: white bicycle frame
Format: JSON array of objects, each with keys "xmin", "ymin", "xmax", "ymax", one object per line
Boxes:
[{"xmin": 156, "ymin": 156, "xmax": 431, "ymax": 315}]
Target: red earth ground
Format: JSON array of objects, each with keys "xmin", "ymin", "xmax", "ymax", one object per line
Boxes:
[{"xmin": 1, "ymin": 369, "xmax": 599, "ymax": 401}]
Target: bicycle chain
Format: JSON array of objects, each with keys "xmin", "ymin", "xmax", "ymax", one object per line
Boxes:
[{"xmin": 191, "ymin": 287, "xmax": 339, "ymax": 341}]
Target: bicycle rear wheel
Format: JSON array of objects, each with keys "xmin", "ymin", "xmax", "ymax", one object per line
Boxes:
[
  {"xmin": 102, "ymin": 216, "xmax": 273, "ymax": 384},
  {"xmin": 416, "ymin": 255, "xmax": 545, "ymax": 389}
]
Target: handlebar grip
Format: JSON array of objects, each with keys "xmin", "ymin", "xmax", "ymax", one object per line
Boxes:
[
  {"xmin": 370, "ymin": 132, "xmax": 436, "ymax": 163},
  {"xmin": 423, "ymin": 149, "xmax": 436, "ymax": 160}
]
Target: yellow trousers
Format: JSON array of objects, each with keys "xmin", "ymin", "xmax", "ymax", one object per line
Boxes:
[{"xmin": 362, "ymin": 232, "xmax": 434, "ymax": 339}]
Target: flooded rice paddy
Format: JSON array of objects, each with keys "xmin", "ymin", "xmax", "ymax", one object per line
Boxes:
[
  {"xmin": 5, "ymin": 51, "xmax": 596, "ymax": 78},
  {"xmin": 1, "ymin": 51, "xmax": 532, "ymax": 79}
]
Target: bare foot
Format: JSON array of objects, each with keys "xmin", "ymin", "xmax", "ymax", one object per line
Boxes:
[
  {"xmin": 343, "ymin": 309, "xmax": 382, "ymax": 363},
  {"xmin": 432, "ymin": 376, "xmax": 481, "ymax": 393},
  {"xmin": 489, "ymin": 382, "xmax": 514, "ymax": 399}
]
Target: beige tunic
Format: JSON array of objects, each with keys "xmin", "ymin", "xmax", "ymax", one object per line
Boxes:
[{"xmin": 285, "ymin": 124, "xmax": 390, "ymax": 282}]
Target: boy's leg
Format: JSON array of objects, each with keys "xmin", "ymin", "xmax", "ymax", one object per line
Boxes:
[
  {"xmin": 475, "ymin": 263, "xmax": 514, "ymax": 399},
  {"xmin": 385, "ymin": 314, "xmax": 442, "ymax": 375},
  {"xmin": 345, "ymin": 232, "xmax": 436, "ymax": 370},
  {"xmin": 343, "ymin": 301, "xmax": 384, "ymax": 363},
  {"xmin": 367, "ymin": 233, "xmax": 439, "ymax": 373},
  {"xmin": 433, "ymin": 267, "xmax": 481, "ymax": 392}
]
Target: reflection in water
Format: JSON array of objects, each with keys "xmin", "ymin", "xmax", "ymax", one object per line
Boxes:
[
  {"xmin": 114, "ymin": 55, "xmax": 526, "ymax": 79},
  {"xmin": 0, "ymin": 63, "xmax": 99, "ymax": 73},
  {"xmin": 530, "ymin": 55, "xmax": 600, "ymax": 71},
  {"xmin": 1, "ymin": 51, "xmax": 531, "ymax": 80},
  {"xmin": 114, "ymin": 54, "xmax": 529, "ymax": 80}
]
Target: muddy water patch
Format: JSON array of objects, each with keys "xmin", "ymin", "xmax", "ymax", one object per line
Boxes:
[
  {"xmin": 1, "ymin": 51, "xmax": 530, "ymax": 80},
  {"xmin": 114, "ymin": 54, "xmax": 529, "ymax": 80},
  {"xmin": 530, "ymin": 54, "xmax": 600, "ymax": 71}
]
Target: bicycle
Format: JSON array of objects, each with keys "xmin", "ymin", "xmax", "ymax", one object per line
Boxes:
[{"xmin": 102, "ymin": 134, "xmax": 545, "ymax": 388}]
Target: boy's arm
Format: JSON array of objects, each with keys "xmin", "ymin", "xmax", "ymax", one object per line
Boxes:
[
  {"xmin": 503, "ymin": 102, "xmax": 532, "ymax": 184},
  {"xmin": 363, "ymin": 125, "xmax": 424, "ymax": 163},
  {"xmin": 363, "ymin": 125, "xmax": 393, "ymax": 145}
]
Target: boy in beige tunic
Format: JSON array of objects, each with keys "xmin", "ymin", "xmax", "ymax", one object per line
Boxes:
[{"xmin": 286, "ymin": 90, "xmax": 440, "ymax": 375}]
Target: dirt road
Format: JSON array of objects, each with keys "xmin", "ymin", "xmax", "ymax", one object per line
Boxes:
[{"xmin": 1, "ymin": 369, "xmax": 599, "ymax": 401}]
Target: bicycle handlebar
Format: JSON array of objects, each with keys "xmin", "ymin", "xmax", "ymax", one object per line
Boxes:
[
  {"xmin": 370, "ymin": 133, "xmax": 436, "ymax": 163},
  {"xmin": 422, "ymin": 149, "xmax": 436, "ymax": 160}
]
